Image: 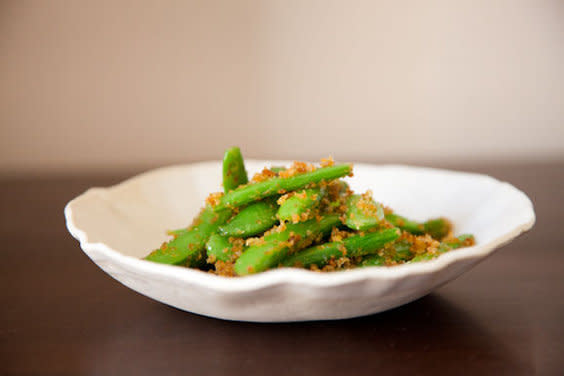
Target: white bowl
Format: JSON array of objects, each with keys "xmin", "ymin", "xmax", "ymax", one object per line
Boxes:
[{"xmin": 64, "ymin": 161, "xmax": 535, "ymax": 322}]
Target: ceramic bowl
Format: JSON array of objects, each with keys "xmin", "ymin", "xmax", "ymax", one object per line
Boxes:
[{"xmin": 64, "ymin": 161, "xmax": 535, "ymax": 322}]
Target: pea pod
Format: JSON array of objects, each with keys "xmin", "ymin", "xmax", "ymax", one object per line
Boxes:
[
  {"xmin": 234, "ymin": 215, "xmax": 341, "ymax": 276},
  {"xmin": 277, "ymin": 188, "xmax": 323, "ymax": 223},
  {"xmin": 145, "ymin": 206, "xmax": 232, "ymax": 266},
  {"xmin": 282, "ymin": 228, "xmax": 400, "ymax": 268},
  {"xmin": 344, "ymin": 194, "xmax": 384, "ymax": 231},
  {"xmin": 222, "ymin": 146, "xmax": 248, "ymax": 193},
  {"xmin": 218, "ymin": 199, "xmax": 278, "ymax": 238},
  {"xmin": 213, "ymin": 164, "xmax": 352, "ymax": 211}
]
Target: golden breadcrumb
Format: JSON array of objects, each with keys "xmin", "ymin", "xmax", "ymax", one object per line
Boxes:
[
  {"xmin": 252, "ymin": 168, "xmax": 277, "ymax": 182},
  {"xmin": 320, "ymin": 156, "xmax": 335, "ymax": 167},
  {"xmin": 278, "ymin": 161, "xmax": 316, "ymax": 178},
  {"xmin": 205, "ymin": 192, "xmax": 223, "ymax": 207}
]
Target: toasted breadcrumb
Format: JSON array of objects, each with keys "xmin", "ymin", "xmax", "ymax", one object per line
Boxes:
[
  {"xmin": 277, "ymin": 192, "xmax": 293, "ymax": 206},
  {"xmin": 213, "ymin": 261, "xmax": 235, "ymax": 277},
  {"xmin": 245, "ymin": 237, "xmax": 266, "ymax": 247},
  {"xmin": 278, "ymin": 161, "xmax": 316, "ymax": 178},
  {"xmin": 403, "ymin": 233, "xmax": 440, "ymax": 255},
  {"xmin": 318, "ymin": 256, "xmax": 352, "ymax": 272},
  {"xmin": 205, "ymin": 192, "xmax": 223, "ymax": 207},
  {"xmin": 329, "ymin": 226, "xmax": 351, "ymax": 242},
  {"xmin": 252, "ymin": 168, "xmax": 277, "ymax": 182},
  {"xmin": 320, "ymin": 156, "xmax": 335, "ymax": 167},
  {"xmin": 356, "ymin": 190, "xmax": 383, "ymax": 219}
]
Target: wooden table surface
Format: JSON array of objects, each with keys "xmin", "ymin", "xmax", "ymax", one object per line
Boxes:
[{"xmin": 1, "ymin": 162, "xmax": 563, "ymax": 375}]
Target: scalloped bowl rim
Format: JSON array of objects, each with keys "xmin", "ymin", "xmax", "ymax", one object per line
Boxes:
[{"xmin": 64, "ymin": 161, "xmax": 535, "ymax": 293}]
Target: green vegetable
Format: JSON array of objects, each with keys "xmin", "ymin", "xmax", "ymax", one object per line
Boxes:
[
  {"xmin": 222, "ymin": 146, "xmax": 248, "ymax": 193},
  {"xmin": 218, "ymin": 198, "xmax": 278, "ymax": 238},
  {"xmin": 423, "ymin": 218, "xmax": 452, "ymax": 240},
  {"xmin": 385, "ymin": 213, "xmax": 424, "ymax": 235},
  {"xmin": 277, "ymin": 188, "xmax": 323, "ymax": 222},
  {"xmin": 145, "ymin": 206, "xmax": 232, "ymax": 266},
  {"xmin": 410, "ymin": 234, "xmax": 474, "ymax": 262},
  {"xmin": 213, "ymin": 164, "xmax": 352, "ymax": 211},
  {"xmin": 144, "ymin": 147, "xmax": 476, "ymax": 275},
  {"xmin": 344, "ymin": 194, "xmax": 384, "ymax": 231},
  {"xmin": 358, "ymin": 239, "xmax": 412, "ymax": 267},
  {"xmin": 282, "ymin": 228, "xmax": 400, "ymax": 268},
  {"xmin": 388, "ymin": 240, "xmax": 413, "ymax": 261},
  {"xmin": 234, "ymin": 215, "xmax": 341, "ymax": 276},
  {"xmin": 206, "ymin": 233, "xmax": 244, "ymax": 262},
  {"xmin": 385, "ymin": 214, "xmax": 452, "ymax": 240}
]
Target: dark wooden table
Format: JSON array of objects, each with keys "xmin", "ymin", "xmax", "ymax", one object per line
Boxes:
[{"xmin": 1, "ymin": 162, "xmax": 562, "ymax": 375}]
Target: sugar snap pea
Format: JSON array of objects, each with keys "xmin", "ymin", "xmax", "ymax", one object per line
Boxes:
[
  {"xmin": 282, "ymin": 228, "xmax": 400, "ymax": 268},
  {"xmin": 218, "ymin": 198, "xmax": 278, "ymax": 238},
  {"xmin": 222, "ymin": 146, "xmax": 248, "ymax": 193},
  {"xmin": 234, "ymin": 215, "xmax": 341, "ymax": 275},
  {"xmin": 145, "ymin": 206, "xmax": 232, "ymax": 266},
  {"xmin": 214, "ymin": 164, "xmax": 352, "ymax": 211},
  {"xmin": 277, "ymin": 188, "xmax": 323, "ymax": 223},
  {"xmin": 344, "ymin": 194, "xmax": 384, "ymax": 231}
]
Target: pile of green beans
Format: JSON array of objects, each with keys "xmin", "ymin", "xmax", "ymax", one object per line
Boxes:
[{"xmin": 144, "ymin": 147, "xmax": 476, "ymax": 276}]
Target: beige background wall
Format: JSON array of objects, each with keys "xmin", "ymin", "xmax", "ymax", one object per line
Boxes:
[{"xmin": 1, "ymin": 0, "xmax": 563, "ymax": 174}]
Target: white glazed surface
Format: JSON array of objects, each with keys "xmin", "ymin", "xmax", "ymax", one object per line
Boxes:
[{"xmin": 64, "ymin": 161, "xmax": 535, "ymax": 322}]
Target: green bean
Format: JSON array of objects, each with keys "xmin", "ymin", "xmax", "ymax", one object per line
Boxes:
[
  {"xmin": 385, "ymin": 214, "xmax": 452, "ymax": 240},
  {"xmin": 213, "ymin": 164, "xmax": 352, "ymax": 211},
  {"xmin": 443, "ymin": 234, "xmax": 474, "ymax": 248},
  {"xmin": 423, "ymin": 218, "xmax": 452, "ymax": 240},
  {"xmin": 222, "ymin": 146, "xmax": 248, "ymax": 193},
  {"xmin": 234, "ymin": 215, "xmax": 341, "ymax": 275},
  {"xmin": 277, "ymin": 188, "xmax": 323, "ymax": 223},
  {"xmin": 145, "ymin": 206, "xmax": 232, "ymax": 266},
  {"xmin": 384, "ymin": 213, "xmax": 424, "ymax": 235},
  {"xmin": 344, "ymin": 194, "xmax": 384, "ymax": 231},
  {"xmin": 388, "ymin": 240, "xmax": 413, "ymax": 261},
  {"xmin": 218, "ymin": 198, "xmax": 278, "ymax": 238},
  {"xmin": 282, "ymin": 228, "xmax": 400, "ymax": 268},
  {"xmin": 205, "ymin": 233, "xmax": 244, "ymax": 263},
  {"xmin": 358, "ymin": 240, "xmax": 412, "ymax": 267},
  {"xmin": 410, "ymin": 234, "xmax": 475, "ymax": 262}
]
